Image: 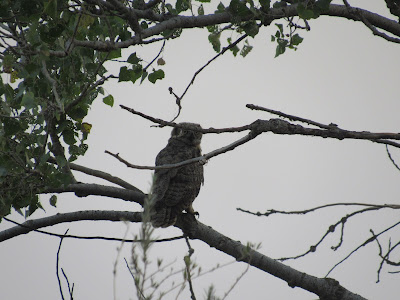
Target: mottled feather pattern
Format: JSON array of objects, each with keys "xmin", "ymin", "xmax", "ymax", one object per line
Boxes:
[{"xmin": 149, "ymin": 123, "xmax": 204, "ymax": 228}]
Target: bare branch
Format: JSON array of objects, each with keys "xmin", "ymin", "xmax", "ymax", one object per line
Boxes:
[
  {"xmin": 246, "ymin": 104, "xmax": 335, "ymax": 130},
  {"xmin": 326, "ymin": 220, "xmax": 400, "ymax": 277},
  {"xmin": 0, "ymin": 211, "xmax": 142, "ymax": 242},
  {"xmin": 68, "ymin": 161, "xmax": 141, "ymax": 192},
  {"xmin": 170, "ymin": 33, "xmax": 249, "ymax": 119},
  {"xmin": 3, "ymin": 216, "xmax": 183, "ymax": 243},
  {"xmin": 61, "ymin": 268, "xmax": 74, "ymax": 300},
  {"xmin": 42, "ymin": 183, "xmax": 146, "ymax": 205},
  {"xmin": 175, "ymin": 216, "xmax": 366, "ymax": 300},
  {"xmin": 385, "ymin": 145, "xmax": 400, "ymax": 172},
  {"xmin": 105, "ymin": 132, "xmax": 257, "ymax": 170},
  {"xmin": 237, "ymin": 202, "xmax": 400, "ymax": 217},
  {"xmin": 143, "ymin": 40, "xmax": 165, "ymax": 72},
  {"xmin": 343, "ymin": 0, "xmax": 400, "ymax": 43},
  {"xmin": 56, "ymin": 229, "xmax": 68, "ymax": 300},
  {"xmin": 183, "ymin": 236, "xmax": 197, "ymax": 300}
]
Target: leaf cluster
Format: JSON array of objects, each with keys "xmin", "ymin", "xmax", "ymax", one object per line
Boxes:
[{"xmin": 0, "ymin": 0, "xmax": 331, "ymax": 217}]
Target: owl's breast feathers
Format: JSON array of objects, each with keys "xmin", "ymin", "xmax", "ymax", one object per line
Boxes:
[{"xmin": 150, "ymin": 137, "xmax": 203, "ymax": 228}]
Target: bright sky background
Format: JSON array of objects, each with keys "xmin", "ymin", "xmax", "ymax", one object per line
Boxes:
[{"xmin": 1, "ymin": 1, "xmax": 400, "ymax": 299}]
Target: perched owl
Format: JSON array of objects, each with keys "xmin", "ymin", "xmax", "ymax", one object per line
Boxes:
[{"xmin": 149, "ymin": 123, "xmax": 204, "ymax": 228}]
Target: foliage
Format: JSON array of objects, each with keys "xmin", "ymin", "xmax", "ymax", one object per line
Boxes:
[
  {"xmin": 0, "ymin": 0, "xmax": 395, "ymax": 224},
  {"xmin": 0, "ymin": 0, "xmax": 309, "ymax": 218}
]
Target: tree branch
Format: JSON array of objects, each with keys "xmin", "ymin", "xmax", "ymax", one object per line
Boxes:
[
  {"xmin": 0, "ymin": 210, "xmax": 142, "ymax": 242},
  {"xmin": 68, "ymin": 161, "xmax": 142, "ymax": 192},
  {"xmin": 175, "ymin": 215, "xmax": 366, "ymax": 300},
  {"xmin": 0, "ymin": 209, "xmax": 366, "ymax": 299},
  {"xmin": 42, "ymin": 183, "xmax": 146, "ymax": 205},
  {"xmin": 45, "ymin": 3, "xmax": 400, "ymax": 56}
]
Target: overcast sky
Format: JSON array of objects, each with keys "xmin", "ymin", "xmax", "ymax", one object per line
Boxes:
[{"xmin": 1, "ymin": 1, "xmax": 400, "ymax": 299}]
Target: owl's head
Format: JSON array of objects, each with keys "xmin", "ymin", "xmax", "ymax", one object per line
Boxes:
[{"xmin": 171, "ymin": 123, "xmax": 202, "ymax": 146}]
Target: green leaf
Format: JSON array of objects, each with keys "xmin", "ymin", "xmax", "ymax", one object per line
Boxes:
[
  {"xmin": 21, "ymin": 92, "xmax": 35, "ymax": 109},
  {"xmin": 132, "ymin": 65, "xmax": 143, "ymax": 83},
  {"xmin": 198, "ymin": 4, "xmax": 204, "ymax": 15},
  {"xmin": 297, "ymin": 4, "xmax": 314, "ymax": 20},
  {"xmin": 240, "ymin": 44, "xmax": 253, "ymax": 57},
  {"xmin": 43, "ymin": 0, "xmax": 58, "ymax": 19},
  {"xmin": 55, "ymin": 156, "xmax": 67, "ymax": 168},
  {"xmin": 49, "ymin": 195, "xmax": 57, "ymax": 207},
  {"xmin": 108, "ymin": 49, "xmax": 121, "ymax": 59},
  {"xmin": 103, "ymin": 95, "xmax": 114, "ymax": 107},
  {"xmin": 195, "ymin": 0, "xmax": 210, "ymax": 3},
  {"xmin": 275, "ymin": 23, "xmax": 283, "ymax": 35},
  {"xmin": 242, "ymin": 21, "xmax": 259, "ymax": 38},
  {"xmin": 148, "ymin": 69, "xmax": 165, "ymax": 84},
  {"xmin": 216, "ymin": 2, "xmax": 225, "ymax": 13},
  {"xmin": 229, "ymin": 0, "xmax": 251, "ymax": 18},
  {"xmin": 140, "ymin": 70, "xmax": 148, "ymax": 84},
  {"xmin": 62, "ymin": 129, "xmax": 76, "ymax": 145},
  {"xmin": 227, "ymin": 38, "xmax": 239, "ymax": 56},
  {"xmin": 316, "ymin": 0, "xmax": 332, "ymax": 11},
  {"xmin": 208, "ymin": 33, "xmax": 221, "ymax": 52},
  {"xmin": 127, "ymin": 52, "xmax": 141, "ymax": 64},
  {"xmin": 176, "ymin": 0, "xmax": 190, "ymax": 13},
  {"xmin": 291, "ymin": 33, "xmax": 303, "ymax": 46},
  {"xmin": 275, "ymin": 41, "xmax": 287, "ymax": 58},
  {"xmin": 140, "ymin": 21, "xmax": 148, "ymax": 29},
  {"xmin": 118, "ymin": 66, "xmax": 131, "ymax": 82}
]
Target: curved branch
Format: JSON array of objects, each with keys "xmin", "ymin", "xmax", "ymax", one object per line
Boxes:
[
  {"xmin": 0, "ymin": 210, "xmax": 142, "ymax": 242},
  {"xmin": 42, "ymin": 183, "xmax": 146, "ymax": 205},
  {"xmin": 68, "ymin": 162, "xmax": 142, "ymax": 192}
]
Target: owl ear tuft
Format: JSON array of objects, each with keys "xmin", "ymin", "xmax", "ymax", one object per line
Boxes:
[{"xmin": 171, "ymin": 127, "xmax": 181, "ymax": 137}]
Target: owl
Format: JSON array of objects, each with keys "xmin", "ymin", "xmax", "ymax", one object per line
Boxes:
[{"xmin": 149, "ymin": 123, "xmax": 204, "ymax": 228}]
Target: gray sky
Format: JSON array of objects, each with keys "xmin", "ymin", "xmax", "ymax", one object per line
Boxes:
[{"xmin": 1, "ymin": 1, "xmax": 400, "ymax": 299}]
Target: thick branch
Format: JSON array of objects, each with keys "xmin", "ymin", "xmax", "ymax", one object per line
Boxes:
[
  {"xmin": 42, "ymin": 183, "xmax": 146, "ymax": 205},
  {"xmin": 0, "ymin": 210, "xmax": 142, "ymax": 242},
  {"xmin": 175, "ymin": 216, "xmax": 366, "ymax": 300}
]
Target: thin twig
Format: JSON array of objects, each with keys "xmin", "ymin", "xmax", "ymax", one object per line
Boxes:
[
  {"xmin": 278, "ymin": 207, "xmax": 384, "ymax": 261},
  {"xmin": 237, "ymin": 202, "xmax": 400, "ymax": 217},
  {"xmin": 61, "ymin": 268, "xmax": 74, "ymax": 300},
  {"xmin": 246, "ymin": 103, "xmax": 335, "ymax": 130},
  {"xmin": 143, "ymin": 40, "xmax": 165, "ymax": 72},
  {"xmin": 170, "ymin": 33, "xmax": 249, "ymax": 121},
  {"xmin": 385, "ymin": 145, "xmax": 400, "ymax": 172},
  {"xmin": 105, "ymin": 132, "xmax": 256, "ymax": 170},
  {"xmin": 56, "ymin": 229, "xmax": 69, "ymax": 300},
  {"xmin": 120, "ymin": 105, "xmax": 252, "ymax": 133},
  {"xmin": 221, "ymin": 264, "xmax": 250, "ymax": 300},
  {"xmin": 325, "ymin": 220, "xmax": 400, "ymax": 277},
  {"xmin": 184, "ymin": 236, "xmax": 196, "ymax": 300},
  {"xmin": 113, "ymin": 224, "xmax": 130, "ymax": 300}
]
